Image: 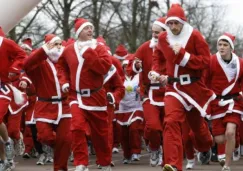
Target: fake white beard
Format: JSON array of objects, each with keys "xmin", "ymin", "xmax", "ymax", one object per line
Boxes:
[
  {"xmin": 166, "ymin": 23, "xmax": 193, "ymax": 48},
  {"xmin": 149, "ymin": 37, "xmax": 158, "ymax": 48},
  {"xmin": 77, "ymin": 39, "xmax": 97, "ymax": 49},
  {"xmin": 47, "ymin": 47, "xmax": 64, "ymax": 63}
]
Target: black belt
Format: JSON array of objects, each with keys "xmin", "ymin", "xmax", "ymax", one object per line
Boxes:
[
  {"xmin": 76, "ymin": 86, "xmax": 102, "ymax": 96},
  {"xmin": 216, "ymin": 93, "xmax": 240, "ymax": 101},
  {"xmin": 167, "ymin": 76, "xmax": 200, "ymax": 85},
  {"xmin": 149, "ymin": 83, "xmax": 163, "ymax": 87},
  {"xmin": 38, "ymin": 97, "xmax": 66, "ymax": 102}
]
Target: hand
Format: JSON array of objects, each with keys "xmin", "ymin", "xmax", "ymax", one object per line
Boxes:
[
  {"xmin": 19, "ymin": 81, "xmax": 28, "ymax": 89},
  {"xmin": 134, "ymin": 57, "xmax": 142, "ymax": 70},
  {"xmin": 63, "ymin": 87, "xmax": 69, "ymax": 93},
  {"xmin": 46, "ymin": 42, "xmax": 55, "ymax": 50},
  {"xmin": 107, "ymin": 93, "xmax": 114, "ymax": 103},
  {"xmin": 172, "ymin": 44, "xmax": 181, "ymax": 55},
  {"xmin": 159, "ymin": 75, "xmax": 168, "ymax": 86}
]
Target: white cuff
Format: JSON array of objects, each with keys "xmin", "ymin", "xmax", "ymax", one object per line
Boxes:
[
  {"xmin": 21, "ymin": 76, "xmax": 32, "ymax": 84},
  {"xmin": 148, "ymin": 71, "xmax": 160, "ymax": 81},
  {"xmin": 62, "ymin": 83, "xmax": 69, "ymax": 92},
  {"xmin": 107, "ymin": 92, "xmax": 115, "ymax": 104},
  {"xmin": 42, "ymin": 44, "xmax": 49, "ymax": 55},
  {"xmin": 80, "ymin": 46, "xmax": 90, "ymax": 56},
  {"xmin": 179, "ymin": 52, "xmax": 190, "ymax": 67},
  {"xmin": 132, "ymin": 61, "xmax": 142, "ymax": 73}
]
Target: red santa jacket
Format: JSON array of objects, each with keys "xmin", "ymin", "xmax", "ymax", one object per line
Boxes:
[
  {"xmin": 23, "ymin": 48, "xmax": 71, "ymax": 124},
  {"xmin": 57, "ymin": 40, "xmax": 112, "ymax": 111},
  {"xmin": 0, "ymin": 36, "xmax": 26, "ymax": 107},
  {"xmin": 206, "ymin": 53, "xmax": 243, "ymax": 120},
  {"xmin": 127, "ymin": 41, "xmax": 165, "ymax": 106},
  {"xmin": 157, "ymin": 24, "xmax": 215, "ymax": 117},
  {"xmin": 0, "ymin": 36, "xmax": 26, "ymax": 83}
]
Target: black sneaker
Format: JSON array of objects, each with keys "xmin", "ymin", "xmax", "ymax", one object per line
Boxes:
[{"xmin": 197, "ymin": 149, "xmax": 212, "ymax": 165}]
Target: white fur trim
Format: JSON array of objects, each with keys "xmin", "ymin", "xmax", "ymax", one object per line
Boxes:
[
  {"xmin": 153, "ymin": 21, "xmax": 167, "ymax": 30},
  {"xmin": 8, "ymin": 101, "xmax": 29, "ymax": 115},
  {"xmin": 42, "ymin": 44, "xmax": 49, "ymax": 54},
  {"xmin": 8, "ymin": 84, "xmax": 25, "ymax": 105},
  {"xmin": 122, "ymin": 60, "xmax": 129, "ymax": 66},
  {"xmin": 149, "ymin": 86, "xmax": 164, "ymax": 106},
  {"xmin": 21, "ymin": 44, "xmax": 32, "ymax": 51},
  {"xmin": 0, "ymin": 95, "xmax": 11, "ymax": 101},
  {"xmin": 75, "ymin": 22, "xmax": 93, "ymax": 38},
  {"xmin": 60, "ymin": 114, "xmax": 72, "ymax": 118},
  {"xmin": 107, "ymin": 92, "xmax": 115, "ymax": 104},
  {"xmin": 25, "ymin": 111, "xmax": 35, "ymax": 125},
  {"xmin": 148, "ymin": 71, "xmax": 160, "ymax": 82},
  {"xmin": 35, "ymin": 118, "xmax": 58, "ymax": 124},
  {"xmin": 62, "ymin": 83, "xmax": 69, "ymax": 93},
  {"xmin": 179, "ymin": 52, "xmax": 190, "ymax": 67},
  {"xmin": 74, "ymin": 42, "xmax": 107, "ymax": 111},
  {"xmin": 114, "ymin": 54, "xmax": 128, "ymax": 60},
  {"xmin": 218, "ymin": 35, "xmax": 234, "ymax": 50},
  {"xmin": 104, "ymin": 65, "xmax": 117, "ymax": 84},
  {"xmin": 80, "ymin": 46, "xmax": 89, "ymax": 56},
  {"xmin": 50, "ymin": 36, "xmax": 61, "ymax": 43},
  {"xmin": 166, "ymin": 17, "xmax": 186, "ymax": 24},
  {"xmin": 21, "ymin": 76, "xmax": 32, "ymax": 84},
  {"xmin": 0, "ymin": 36, "xmax": 3, "ymax": 47},
  {"xmin": 165, "ymin": 92, "xmax": 193, "ymax": 111},
  {"xmin": 132, "ymin": 60, "xmax": 142, "ymax": 73}
]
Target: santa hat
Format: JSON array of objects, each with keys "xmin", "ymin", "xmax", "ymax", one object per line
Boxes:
[
  {"xmin": 44, "ymin": 34, "xmax": 61, "ymax": 43},
  {"xmin": 153, "ymin": 17, "xmax": 167, "ymax": 30},
  {"xmin": 122, "ymin": 53, "xmax": 133, "ymax": 66},
  {"xmin": 218, "ymin": 33, "xmax": 235, "ymax": 50},
  {"xmin": 166, "ymin": 4, "xmax": 187, "ymax": 24},
  {"xmin": 75, "ymin": 18, "xmax": 94, "ymax": 38},
  {"xmin": 96, "ymin": 36, "xmax": 107, "ymax": 46},
  {"xmin": 21, "ymin": 38, "xmax": 32, "ymax": 51},
  {"xmin": 114, "ymin": 44, "xmax": 128, "ymax": 60},
  {"xmin": 0, "ymin": 26, "xmax": 5, "ymax": 37}
]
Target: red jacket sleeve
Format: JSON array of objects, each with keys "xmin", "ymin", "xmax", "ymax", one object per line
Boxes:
[
  {"xmin": 56, "ymin": 51, "xmax": 70, "ymax": 89},
  {"xmin": 152, "ymin": 47, "xmax": 166, "ymax": 75},
  {"xmin": 6, "ymin": 39, "xmax": 26, "ymax": 74}
]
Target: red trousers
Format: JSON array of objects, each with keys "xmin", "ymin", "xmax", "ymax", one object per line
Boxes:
[
  {"xmin": 70, "ymin": 104, "xmax": 111, "ymax": 167},
  {"xmin": 143, "ymin": 100, "xmax": 164, "ymax": 151},
  {"xmin": 36, "ymin": 118, "xmax": 71, "ymax": 171},
  {"xmin": 23, "ymin": 126, "xmax": 34, "ymax": 153},
  {"xmin": 120, "ymin": 119, "xmax": 143, "ymax": 159},
  {"xmin": 217, "ymin": 143, "xmax": 225, "ymax": 158},
  {"xmin": 6, "ymin": 111, "xmax": 22, "ymax": 140},
  {"xmin": 163, "ymin": 96, "xmax": 213, "ymax": 171},
  {"xmin": 113, "ymin": 120, "xmax": 122, "ymax": 148},
  {"xmin": 182, "ymin": 120, "xmax": 195, "ymax": 160}
]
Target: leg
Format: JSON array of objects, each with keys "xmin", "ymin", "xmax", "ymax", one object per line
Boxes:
[
  {"xmin": 120, "ymin": 125, "xmax": 131, "ymax": 160},
  {"xmin": 70, "ymin": 104, "xmax": 89, "ymax": 166},
  {"xmin": 36, "ymin": 121, "xmax": 55, "ymax": 147},
  {"xmin": 29, "ymin": 124, "xmax": 44, "ymax": 155},
  {"xmin": 88, "ymin": 110, "xmax": 111, "ymax": 167},
  {"xmin": 143, "ymin": 100, "xmax": 163, "ymax": 151},
  {"xmin": 54, "ymin": 118, "xmax": 71, "ymax": 171},
  {"xmin": 163, "ymin": 96, "xmax": 186, "ymax": 171},
  {"xmin": 23, "ymin": 125, "xmax": 34, "ymax": 156},
  {"xmin": 129, "ymin": 119, "xmax": 143, "ymax": 156}
]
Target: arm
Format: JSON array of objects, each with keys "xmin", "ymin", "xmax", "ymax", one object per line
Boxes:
[
  {"xmin": 56, "ymin": 51, "xmax": 70, "ymax": 93},
  {"xmin": 172, "ymin": 31, "xmax": 211, "ymax": 70},
  {"xmin": 82, "ymin": 45, "xmax": 112, "ymax": 75},
  {"xmin": 6, "ymin": 39, "xmax": 26, "ymax": 74},
  {"xmin": 23, "ymin": 48, "xmax": 47, "ymax": 72}
]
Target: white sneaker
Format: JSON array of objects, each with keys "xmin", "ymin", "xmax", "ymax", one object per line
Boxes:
[
  {"xmin": 157, "ymin": 148, "xmax": 163, "ymax": 166},
  {"xmin": 186, "ymin": 159, "xmax": 195, "ymax": 169},
  {"xmin": 197, "ymin": 149, "xmax": 212, "ymax": 165},
  {"xmin": 123, "ymin": 158, "xmax": 131, "ymax": 164},
  {"xmin": 0, "ymin": 161, "xmax": 11, "ymax": 171},
  {"xmin": 222, "ymin": 166, "xmax": 231, "ymax": 171},
  {"xmin": 131, "ymin": 154, "xmax": 140, "ymax": 161},
  {"xmin": 233, "ymin": 147, "xmax": 240, "ymax": 161},
  {"xmin": 36, "ymin": 153, "xmax": 46, "ymax": 165},
  {"xmin": 112, "ymin": 147, "xmax": 119, "ymax": 154},
  {"xmin": 101, "ymin": 166, "xmax": 112, "ymax": 171},
  {"xmin": 5, "ymin": 138, "xmax": 14, "ymax": 160},
  {"xmin": 219, "ymin": 158, "xmax": 225, "ymax": 167},
  {"xmin": 8, "ymin": 159, "xmax": 15, "ymax": 169},
  {"xmin": 150, "ymin": 150, "xmax": 159, "ymax": 167},
  {"xmin": 15, "ymin": 132, "xmax": 25, "ymax": 156},
  {"xmin": 75, "ymin": 165, "xmax": 89, "ymax": 171},
  {"xmin": 69, "ymin": 152, "xmax": 74, "ymax": 162}
]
